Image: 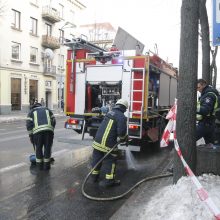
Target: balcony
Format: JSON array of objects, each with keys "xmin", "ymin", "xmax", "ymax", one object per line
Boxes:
[
  {"xmin": 42, "ymin": 35, "xmax": 60, "ymax": 49},
  {"xmin": 43, "ymin": 65, "xmax": 56, "ymax": 77},
  {"xmin": 42, "ymin": 6, "xmax": 61, "ymax": 23}
]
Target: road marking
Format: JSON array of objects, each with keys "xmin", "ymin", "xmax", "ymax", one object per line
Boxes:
[
  {"xmin": 0, "ymin": 130, "xmax": 26, "ymax": 136},
  {"xmin": 0, "ymin": 162, "xmax": 27, "ymax": 173},
  {"xmin": 52, "ymin": 149, "xmax": 69, "ymax": 156},
  {"xmin": 1, "ymin": 150, "xmax": 69, "ymax": 174},
  {"xmin": 0, "ymin": 134, "xmax": 27, "ymax": 142},
  {"xmin": 0, "ymin": 183, "xmax": 35, "ymax": 203}
]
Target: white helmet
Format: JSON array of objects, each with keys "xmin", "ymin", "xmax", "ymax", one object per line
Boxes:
[{"xmin": 116, "ymin": 99, "xmax": 128, "ymax": 109}]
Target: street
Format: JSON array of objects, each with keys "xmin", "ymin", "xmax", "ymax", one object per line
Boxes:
[{"xmin": 0, "ymin": 117, "xmax": 173, "ymax": 220}]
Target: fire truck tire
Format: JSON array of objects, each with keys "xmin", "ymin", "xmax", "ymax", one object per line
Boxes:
[{"xmin": 157, "ymin": 114, "xmax": 168, "ymax": 140}]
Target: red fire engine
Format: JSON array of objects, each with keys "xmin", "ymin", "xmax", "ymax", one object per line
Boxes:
[{"xmin": 64, "ymin": 37, "xmax": 177, "ymax": 150}]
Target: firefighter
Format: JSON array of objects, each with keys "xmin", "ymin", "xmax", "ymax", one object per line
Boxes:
[
  {"xmin": 26, "ymin": 102, "xmax": 56, "ymax": 170},
  {"xmin": 91, "ymin": 99, "xmax": 128, "ymax": 187},
  {"xmin": 196, "ymin": 78, "xmax": 219, "ymax": 144},
  {"xmin": 167, "ymin": 79, "xmax": 219, "ymax": 174}
]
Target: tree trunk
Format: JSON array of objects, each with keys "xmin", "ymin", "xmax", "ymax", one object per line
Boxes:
[
  {"xmin": 174, "ymin": 0, "xmax": 199, "ymax": 183},
  {"xmin": 199, "ymin": 0, "xmax": 210, "ymax": 84}
]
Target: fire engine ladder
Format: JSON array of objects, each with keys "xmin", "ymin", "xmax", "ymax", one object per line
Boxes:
[{"xmin": 127, "ymin": 68, "xmax": 145, "ymax": 139}]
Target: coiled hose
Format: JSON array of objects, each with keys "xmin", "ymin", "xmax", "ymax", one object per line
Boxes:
[{"xmin": 81, "ymin": 142, "xmax": 173, "ymax": 201}]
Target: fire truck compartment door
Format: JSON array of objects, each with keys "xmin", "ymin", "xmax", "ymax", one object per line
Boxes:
[
  {"xmin": 170, "ymin": 77, "xmax": 177, "ymax": 105},
  {"xmin": 75, "ymin": 72, "xmax": 86, "ymax": 114},
  {"xmin": 158, "ymin": 73, "xmax": 170, "ymax": 107},
  {"xmin": 86, "ymin": 65, "xmax": 123, "ymax": 82}
]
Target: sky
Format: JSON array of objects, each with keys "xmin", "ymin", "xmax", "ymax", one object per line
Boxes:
[
  {"xmin": 77, "ymin": 0, "xmax": 219, "ymax": 85},
  {"xmin": 78, "ymin": 0, "xmax": 181, "ymax": 67}
]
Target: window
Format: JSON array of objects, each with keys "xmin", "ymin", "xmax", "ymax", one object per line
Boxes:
[
  {"xmin": 11, "ymin": 42, "xmax": 21, "ymax": 60},
  {"xmin": 44, "ymin": 59, "xmax": 52, "ymax": 71},
  {"xmin": 46, "ymin": 23, "xmax": 52, "ymax": 36},
  {"xmin": 59, "ymin": 29, "xmax": 64, "ymax": 43},
  {"xmin": 58, "ymin": 54, "xmax": 64, "ymax": 69},
  {"xmin": 12, "ymin": 9, "xmax": 21, "ymax": 29},
  {"xmin": 30, "ymin": 17, "xmax": 38, "ymax": 35},
  {"xmin": 58, "ymin": 3, "xmax": 64, "ymax": 19},
  {"xmin": 30, "ymin": 47, "xmax": 38, "ymax": 63}
]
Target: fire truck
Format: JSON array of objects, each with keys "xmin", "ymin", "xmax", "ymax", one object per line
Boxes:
[{"xmin": 64, "ymin": 37, "xmax": 177, "ymax": 150}]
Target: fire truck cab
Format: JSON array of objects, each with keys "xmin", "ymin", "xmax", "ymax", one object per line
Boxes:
[{"xmin": 64, "ymin": 37, "xmax": 177, "ymax": 149}]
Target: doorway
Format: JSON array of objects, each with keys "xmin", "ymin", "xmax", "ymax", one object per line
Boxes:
[
  {"xmin": 45, "ymin": 91, "xmax": 52, "ymax": 109},
  {"xmin": 29, "ymin": 80, "xmax": 38, "ymax": 106},
  {"xmin": 11, "ymin": 78, "xmax": 21, "ymax": 110}
]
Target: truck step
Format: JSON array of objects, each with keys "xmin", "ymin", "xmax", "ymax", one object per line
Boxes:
[
  {"xmin": 128, "ymin": 123, "xmax": 141, "ymax": 126},
  {"xmin": 130, "ymin": 100, "xmax": 142, "ymax": 103},
  {"xmin": 128, "ymin": 135, "xmax": 142, "ymax": 139},
  {"xmin": 129, "ymin": 111, "xmax": 142, "ymax": 114}
]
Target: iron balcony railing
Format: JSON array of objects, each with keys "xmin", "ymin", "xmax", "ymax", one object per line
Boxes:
[
  {"xmin": 42, "ymin": 35, "xmax": 60, "ymax": 49},
  {"xmin": 43, "ymin": 65, "xmax": 56, "ymax": 77},
  {"xmin": 42, "ymin": 6, "xmax": 61, "ymax": 23}
]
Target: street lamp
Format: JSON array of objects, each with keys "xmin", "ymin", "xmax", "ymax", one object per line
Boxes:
[{"xmin": 58, "ymin": 21, "xmax": 75, "ymax": 112}]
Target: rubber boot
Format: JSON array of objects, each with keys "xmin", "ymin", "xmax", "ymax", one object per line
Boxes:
[
  {"xmin": 50, "ymin": 157, "xmax": 55, "ymax": 164},
  {"xmin": 36, "ymin": 162, "xmax": 43, "ymax": 171},
  {"xmin": 44, "ymin": 162, "xmax": 51, "ymax": 170},
  {"xmin": 90, "ymin": 174, "xmax": 99, "ymax": 183},
  {"xmin": 99, "ymin": 179, "xmax": 120, "ymax": 187}
]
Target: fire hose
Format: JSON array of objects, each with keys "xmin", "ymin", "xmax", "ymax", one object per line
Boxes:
[{"xmin": 81, "ymin": 142, "xmax": 173, "ymax": 201}]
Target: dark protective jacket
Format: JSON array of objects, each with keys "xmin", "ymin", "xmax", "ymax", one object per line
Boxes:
[
  {"xmin": 26, "ymin": 103, "xmax": 56, "ymax": 135},
  {"xmin": 197, "ymin": 85, "xmax": 219, "ymax": 122},
  {"xmin": 92, "ymin": 106, "xmax": 127, "ymax": 152}
]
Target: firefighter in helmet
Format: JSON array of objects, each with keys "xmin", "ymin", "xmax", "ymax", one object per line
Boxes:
[
  {"xmin": 196, "ymin": 78, "xmax": 219, "ymax": 144},
  {"xmin": 26, "ymin": 102, "xmax": 56, "ymax": 170},
  {"xmin": 91, "ymin": 99, "xmax": 128, "ymax": 187}
]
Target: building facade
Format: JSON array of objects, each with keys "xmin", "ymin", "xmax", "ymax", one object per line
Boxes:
[{"xmin": 0, "ymin": 0, "xmax": 86, "ymax": 114}]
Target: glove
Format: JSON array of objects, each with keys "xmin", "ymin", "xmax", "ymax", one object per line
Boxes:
[
  {"xmin": 119, "ymin": 135, "xmax": 129, "ymax": 146},
  {"xmin": 92, "ymin": 107, "xmax": 101, "ymax": 113}
]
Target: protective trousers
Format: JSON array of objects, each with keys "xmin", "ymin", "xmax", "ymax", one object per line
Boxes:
[
  {"xmin": 33, "ymin": 131, "xmax": 54, "ymax": 169},
  {"xmin": 196, "ymin": 121, "xmax": 215, "ymax": 144},
  {"xmin": 91, "ymin": 149, "xmax": 117, "ymax": 180}
]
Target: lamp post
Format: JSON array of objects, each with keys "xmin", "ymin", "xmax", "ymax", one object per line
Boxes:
[{"xmin": 58, "ymin": 22, "xmax": 75, "ymax": 112}]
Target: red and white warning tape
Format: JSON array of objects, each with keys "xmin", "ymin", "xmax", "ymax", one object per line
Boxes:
[{"xmin": 161, "ymin": 99, "xmax": 220, "ymax": 220}]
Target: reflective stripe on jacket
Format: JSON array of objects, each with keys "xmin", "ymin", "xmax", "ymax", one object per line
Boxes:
[
  {"xmin": 93, "ymin": 107, "xmax": 127, "ymax": 152},
  {"xmin": 26, "ymin": 106, "xmax": 55, "ymax": 134}
]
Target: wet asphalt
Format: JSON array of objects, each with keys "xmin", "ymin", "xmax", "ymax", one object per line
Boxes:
[{"xmin": 0, "ymin": 118, "xmax": 173, "ymax": 220}]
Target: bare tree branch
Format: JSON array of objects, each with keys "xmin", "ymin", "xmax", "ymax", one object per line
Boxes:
[
  {"xmin": 210, "ymin": 46, "xmax": 218, "ymax": 88},
  {"xmin": 199, "ymin": 0, "xmax": 211, "ymax": 84}
]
